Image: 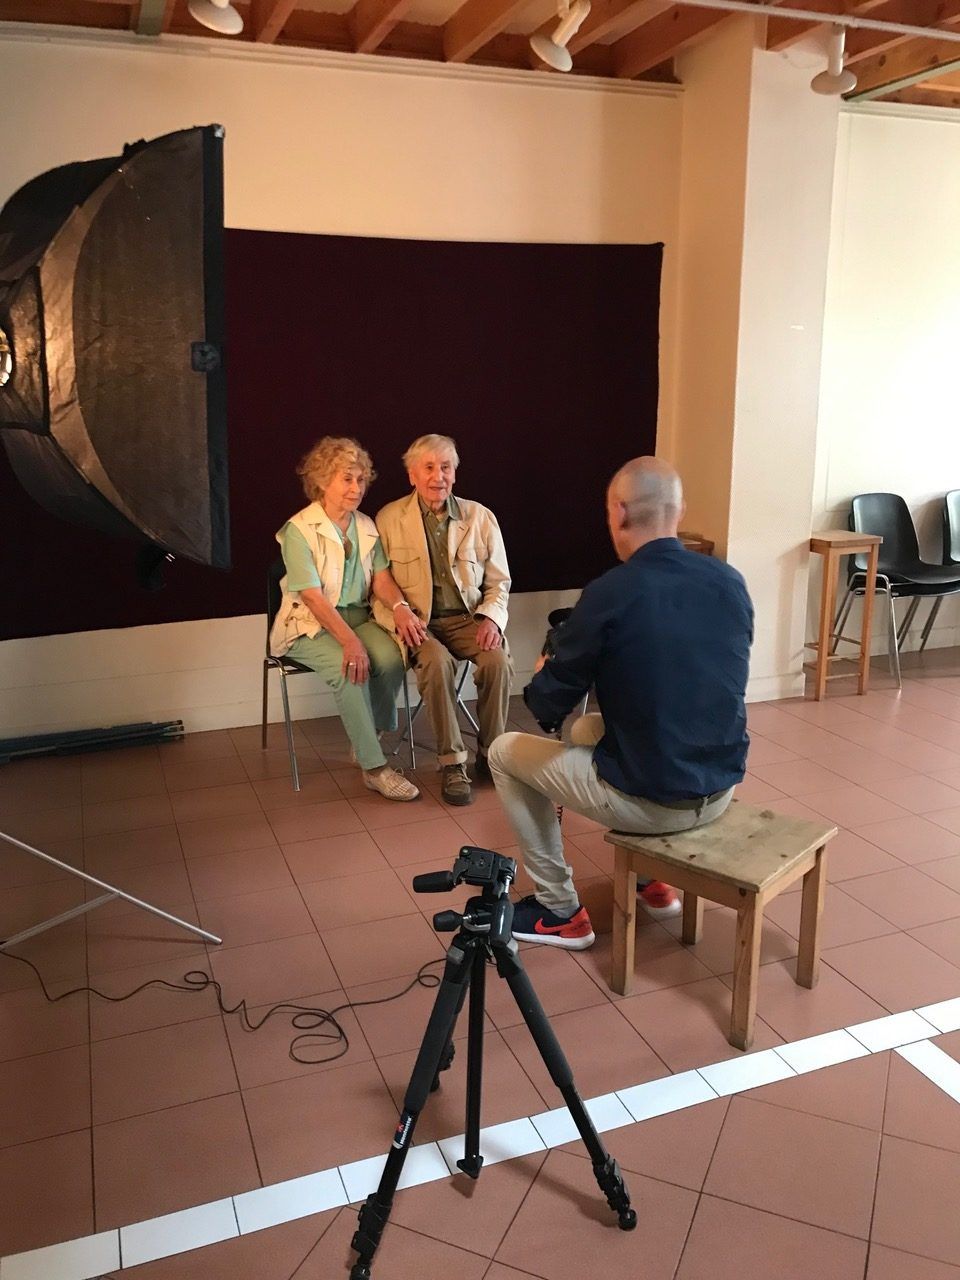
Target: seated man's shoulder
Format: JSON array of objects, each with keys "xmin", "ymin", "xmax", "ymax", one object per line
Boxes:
[
  {"xmin": 456, "ymin": 496, "xmax": 500, "ymax": 525},
  {"xmin": 375, "ymin": 495, "xmax": 411, "ymax": 528}
]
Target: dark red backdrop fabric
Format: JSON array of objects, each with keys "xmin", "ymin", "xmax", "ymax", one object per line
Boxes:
[{"xmin": 0, "ymin": 230, "xmax": 661, "ymax": 640}]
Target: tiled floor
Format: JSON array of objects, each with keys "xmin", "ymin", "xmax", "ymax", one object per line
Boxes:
[{"xmin": 3, "ymin": 653, "xmax": 960, "ymax": 1276}]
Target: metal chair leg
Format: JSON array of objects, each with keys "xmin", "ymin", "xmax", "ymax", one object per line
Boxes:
[
  {"xmin": 261, "ymin": 659, "xmax": 271, "ymax": 750},
  {"xmin": 897, "ymin": 597, "xmax": 921, "ymax": 651},
  {"xmin": 887, "ymin": 591, "xmax": 902, "ymax": 689},
  {"xmin": 277, "ymin": 666, "xmax": 301, "ymax": 792},
  {"xmin": 830, "ymin": 588, "xmax": 855, "ymax": 655},
  {"xmin": 920, "ymin": 597, "xmax": 944, "ymax": 652},
  {"xmin": 455, "ymin": 662, "xmax": 480, "ymax": 735},
  {"xmin": 404, "ymin": 673, "xmax": 416, "ymax": 771}
]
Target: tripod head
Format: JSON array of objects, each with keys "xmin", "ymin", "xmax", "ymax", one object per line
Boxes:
[{"xmin": 412, "ymin": 846, "xmax": 517, "ymax": 948}]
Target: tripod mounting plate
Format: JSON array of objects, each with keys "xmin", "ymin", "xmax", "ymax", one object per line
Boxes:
[{"xmin": 412, "ymin": 846, "xmax": 516, "ymax": 898}]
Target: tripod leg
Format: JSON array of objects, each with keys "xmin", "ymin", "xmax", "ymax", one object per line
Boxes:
[
  {"xmin": 458, "ymin": 945, "xmax": 487, "ymax": 1178},
  {"xmin": 350, "ymin": 935, "xmax": 475, "ymax": 1279},
  {"xmin": 501, "ymin": 957, "xmax": 637, "ymax": 1231}
]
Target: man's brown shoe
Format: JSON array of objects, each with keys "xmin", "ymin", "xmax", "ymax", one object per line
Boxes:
[{"xmin": 441, "ymin": 763, "xmax": 473, "ymax": 806}]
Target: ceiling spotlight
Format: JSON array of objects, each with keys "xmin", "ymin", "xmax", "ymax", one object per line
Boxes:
[
  {"xmin": 187, "ymin": 0, "xmax": 244, "ymax": 35},
  {"xmin": 811, "ymin": 24, "xmax": 857, "ymax": 95},
  {"xmin": 530, "ymin": 0, "xmax": 591, "ymax": 73}
]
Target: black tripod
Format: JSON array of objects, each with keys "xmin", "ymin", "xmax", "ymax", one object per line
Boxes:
[{"xmin": 350, "ymin": 845, "xmax": 636, "ymax": 1279}]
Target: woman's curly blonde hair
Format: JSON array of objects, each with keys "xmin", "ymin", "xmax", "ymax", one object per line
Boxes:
[{"xmin": 297, "ymin": 437, "xmax": 376, "ymax": 503}]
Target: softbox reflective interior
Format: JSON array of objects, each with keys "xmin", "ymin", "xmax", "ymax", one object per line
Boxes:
[{"xmin": 0, "ymin": 125, "xmax": 229, "ymax": 569}]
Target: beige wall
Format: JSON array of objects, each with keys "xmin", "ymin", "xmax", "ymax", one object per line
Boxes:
[
  {"xmin": 0, "ymin": 29, "xmax": 682, "ymax": 734},
  {"xmin": 813, "ymin": 104, "xmax": 960, "ymax": 653}
]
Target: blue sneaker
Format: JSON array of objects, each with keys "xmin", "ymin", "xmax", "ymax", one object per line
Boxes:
[{"xmin": 511, "ymin": 896, "xmax": 595, "ymax": 950}]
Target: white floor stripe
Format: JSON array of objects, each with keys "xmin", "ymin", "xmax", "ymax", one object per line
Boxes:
[
  {"xmin": 895, "ymin": 1040, "xmax": 960, "ymax": 1104},
  {"xmin": 5, "ymin": 999, "xmax": 960, "ymax": 1277}
]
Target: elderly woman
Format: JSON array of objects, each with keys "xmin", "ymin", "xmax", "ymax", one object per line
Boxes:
[{"xmin": 270, "ymin": 437, "xmax": 428, "ymax": 801}]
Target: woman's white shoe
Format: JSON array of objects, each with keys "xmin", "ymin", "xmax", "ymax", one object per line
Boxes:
[{"xmin": 362, "ymin": 766, "xmax": 420, "ymax": 802}]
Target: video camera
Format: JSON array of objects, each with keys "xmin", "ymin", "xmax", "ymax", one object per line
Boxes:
[{"xmin": 541, "ymin": 606, "xmax": 574, "ymax": 660}]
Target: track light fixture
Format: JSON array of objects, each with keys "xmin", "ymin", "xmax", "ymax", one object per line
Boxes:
[
  {"xmin": 810, "ymin": 24, "xmax": 858, "ymax": 94},
  {"xmin": 187, "ymin": 0, "xmax": 244, "ymax": 35},
  {"xmin": 530, "ymin": 0, "xmax": 591, "ymax": 73}
]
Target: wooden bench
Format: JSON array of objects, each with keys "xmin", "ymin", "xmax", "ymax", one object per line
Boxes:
[{"xmin": 606, "ymin": 800, "xmax": 838, "ymax": 1051}]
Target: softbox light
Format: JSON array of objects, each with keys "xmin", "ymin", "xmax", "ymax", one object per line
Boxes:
[{"xmin": 0, "ymin": 125, "xmax": 229, "ymax": 571}]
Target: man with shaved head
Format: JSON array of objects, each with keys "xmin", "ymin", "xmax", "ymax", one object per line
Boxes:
[{"xmin": 489, "ymin": 457, "xmax": 753, "ymax": 950}]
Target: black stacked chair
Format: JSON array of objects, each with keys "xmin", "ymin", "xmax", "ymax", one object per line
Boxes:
[
  {"xmin": 261, "ymin": 558, "xmax": 314, "ymax": 792},
  {"xmin": 834, "ymin": 493, "xmax": 960, "ymax": 688}
]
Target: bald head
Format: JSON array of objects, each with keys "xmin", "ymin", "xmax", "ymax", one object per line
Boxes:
[{"xmin": 606, "ymin": 457, "xmax": 684, "ymax": 560}]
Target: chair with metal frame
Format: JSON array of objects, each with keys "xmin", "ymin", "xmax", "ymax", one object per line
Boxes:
[
  {"xmin": 833, "ymin": 493, "xmax": 960, "ymax": 688},
  {"xmin": 393, "ymin": 660, "xmax": 480, "ymax": 771},
  {"xmin": 261, "ymin": 557, "xmax": 314, "ymax": 792}
]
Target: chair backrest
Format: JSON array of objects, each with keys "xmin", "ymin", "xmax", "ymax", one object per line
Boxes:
[
  {"xmin": 266, "ymin": 558, "xmax": 286, "ymax": 655},
  {"xmin": 849, "ymin": 492, "xmax": 920, "ymax": 572},
  {"xmin": 944, "ymin": 491, "xmax": 960, "ymax": 564}
]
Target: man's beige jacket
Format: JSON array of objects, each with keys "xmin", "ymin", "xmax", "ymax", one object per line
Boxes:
[{"xmin": 373, "ymin": 492, "xmax": 511, "ymax": 637}]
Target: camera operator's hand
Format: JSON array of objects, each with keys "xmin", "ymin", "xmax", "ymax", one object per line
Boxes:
[
  {"xmin": 533, "ymin": 652, "xmax": 549, "ymax": 675},
  {"xmin": 475, "ymin": 617, "xmax": 502, "ymax": 652},
  {"xmin": 394, "ymin": 604, "xmax": 428, "ymax": 649},
  {"xmin": 340, "ymin": 634, "xmax": 370, "ymax": 685}
]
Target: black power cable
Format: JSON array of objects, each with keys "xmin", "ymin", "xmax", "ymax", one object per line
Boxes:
[{"xmin": 0, "ymin": 947, "xmax": 447, "ymax": 1064}]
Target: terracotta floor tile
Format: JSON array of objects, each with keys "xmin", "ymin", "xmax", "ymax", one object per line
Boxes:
[
  {"xmin": 663, "ymin": 902, "xmax": 798, "ymax": 974},
  {"xmin": 93, "ymin": 1092, "xmax": 260, "ymax": 1229},
  {"xmin": 867, "ymin": 1245, "xmax": 960, "ymax": 1279},
  {"xmin": 566, "ymin": 827, "xmax": 617, "ymax": 874},
  {"xmin": 0, "ymin": 835, "xmax": 84, "ymax": 888},
  {"xmin": 616, "ymin": 976, "xmax": 783, "ymax": 1071},
  {"xmin": 224, "ymin": 986, "xmax": 372, "ymax": 1089},
  {"xmin": 321, "ymin": 912, "xmax": 445, "ymax": 987},
  {"xmin": 265, "ymin": 799, "xmax": 366, "ymax": 845},
  {"xmin": 0, "ymin": 980, "xmax": 90, "ymax": 1061},
  {"xmin": 0, "ymin": 1045, "xmax": 90, "ymax": 1148},
  {"xmin": 231, "ymin": 723, "xmax": 313, "ymax": 753},
  {"xmin": 209, "ymin": 932, "xmax": 338, "ymax": 1006},
  {"xmin": 820, "ymin": 829, "xmax": 904, "ymax": 883},
  {"xmin": 495, "ymin": 1149, "xmax": 697, "ymax": 1280},
  {"xmin": 378, "ymin": 1028, "xmax": 549, "ymax": 1142},
  {"xmin": 481, "ymin": 946, "xmax": 610, "ymax": 1030},
  {"xmin": 169, "ymin": 781, "xmax": 262, "ymax": 823},
  {"xmin": 0, "ymin": 918, "xmax": 88, "ymax": 995},
  {"xmin": 243, "ymin": 1059, "xmax": 400, "ymax": 1181},
  {"xmin": 390, "ymin": 1151, "xmax": 547, "ymax": 1257},
  {"xmin": 83, "ymin": 794, "xmax": 175, "ymax": 837},
  {"xmin": 816, "ymin": 745, "xmax": 907, "ymax": 787},
  {"xmin": 873, "ymin": 1136, "xmax": 960, "ymax": 1267},
  {"xmin": 81, "ymin": 758, "xmax": 166, "ymax": 805},
  {"xmin": 742, "ymin": 1052, "xmax": 889, "ymax": 1131},
  {"xmin": 0, "ymin": 760, "xmax": 82, "ymax": 815},
  {"xmin": 294, "ymin": 1209, "xmax": 489, "ymax": 1280},
  {"xmin": 160, "ymin": 753, "xmax": 251, "ymax": 793},
  {"xmin": 884, "ymin": 1051, "xmax": 960, "ymax": 1153},
  {"xmin": 4, "ymin": 806, "xmax": 83, "ymax": 844},
  {"xmin": 576, "ymin": 875, "xmax": 616, "ymax": 933},
  {"xmin": 107, "ymin": 1212, "xmax": 338, "ymax": 1280},
  {"xmin": 349, "ymin": 793, "xmax": 447, "ymax": 831},
  {"xmin": 502, "ymin": 1001, "xmax": 667, "ymax": 1101},
  {"xmin": 185, "ymin": 845, "xmax": 294, "ymax": 900},
  {"xmin": 239, "ymin": 746, "xmax": 326, "ymax": 782},
  {"xmin": 281, "ymin": 830, "xmax": 390, "ymax": 883},
  {"xmin": 85, "ymin": 858, "xmax": 195, "ymax": 922},
  {"xmin": 83, "ymin": 824, "xmax": 184, "ymax": 874},
  {"xmin": 300, "ymin": 868, "xmax": 418, "ymax": 930},
  {"xmin": 676, "ymin": 1195, "xmax": 868, "ymax": 1280},
  {"xmin": 198, "ymin": 884, "xmax": 315, "ymax": 949},
  {"xmin": 735, "ymin": 773, "xmax": 789, "ymax": 804},
  {"xmin": 0, "ymin": 1129, "xmax": 92, "ymax": 1256},
  {"xmin": 177, "ymin": 811, "xmax": 279, "ymax": 858},
  {"xmin": 91, "ymin": 1015, "xmax": 238, "ymax": 1123},
  {"xmin": 86, "ymin": 900, "xmax": 207, "ymax": 976},
  {"xmin": 565, "ymin": 1094, "xmax": 729, "ymax": 1191},
  {"xmin": 841, "ymin": 866, "xmax": 960, "ymax": 929},
  {"xmin": 909, "ymin": 917, "xmax": 960, "ymax": 968},
  {"xmin": 346, "ymin": 971, "xmax": 484, "ymax": 1058},
  {"xmin": 922, "ymin": 854, "xmax": 960, "ymax": 893},
  {"xmin": 753, "ymin": 759, "xmax": 851, "ymax": 795},
  {"xmin": 745, "ymin": 736, "xmax": 801, "ymax": 767},
  {"xmin": 250, "ymin": 771, "xmax": 345, "ymax": 809},
  {"xmin": 439, "ymin": 806, "xmax": 519, "ymax": 850},
  {"xmin": 88, "ymin": 952, "xmax": 224, "ymax": 1040},
  {"xmin": 931, "ymin": 806, "xmax": 960, "ymax": 837},
  {"xmin": 854, "ymin": 814, "xmax": 960, "ymax": 865},
  {"xmin": 0, "ymin": 878, "xmax": 85, "ymax": 937},
  {"xmin": 823, "ymin": 932, "xmax": 960, "ymax": 1011},
  {"xmin": 704, "ymin": 1096, "xmax": 880, "ymax": 1236},
  {"xmin": 801, "ymin": 785, "xmax": 910, "ymax": 828},
  {"xmin": 723, "ymin": 957, "xmax": 887, "ymax": 1041},
  {"xmin": 158, "ymin": 730, "xmax": 239, "ymax": 762},
  {"xmin": 368, "ymin": 815, "xmax": 470, "ymax": 867},
  {"xmin": 764, "ymin": 884, "xmax": 899, "ymax": 948},
  {"xmin": 865, "ymin": 774, "xmax": 960, "ymax": 815}
]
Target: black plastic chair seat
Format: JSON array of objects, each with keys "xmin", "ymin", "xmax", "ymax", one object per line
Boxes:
[{"xmin": 877, "ymin": 562, "xmax": 960, "ymax": 587}]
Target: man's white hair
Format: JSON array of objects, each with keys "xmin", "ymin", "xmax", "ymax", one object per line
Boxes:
[
  {"xmin": 609, "ymin": 457, "xmax": 683, "ymax": 529},
  {"xmin": 402, "ymin": 434, "xmax": 460, "ymax": 471}
]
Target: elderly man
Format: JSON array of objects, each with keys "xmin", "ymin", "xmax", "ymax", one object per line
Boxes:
[
  {"xmin": 489, "ymin": 457, "xmax": 753, "ymax": 950},
  {"xmin": 374, "ymin": 434, "xmax": 513, "ymax": 806}
]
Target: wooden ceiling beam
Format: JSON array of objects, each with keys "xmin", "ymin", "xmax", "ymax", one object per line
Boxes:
[
  {"xmin": 0, "ymin": 0, "xmax": 131, "ymax": 23},
  {"xmin": 848, "ymin": 32, "xmax": 960, "ymax": 92},
  {"xmin": 611, "ymin": 3, "xmax": 725, "ymax": 78},
  {"xmin": 443, "ymin": 0, "xmax": 535, "ymax": 62},
  {"xmin": 527, "ymin": 0, "xmax": 671, "ymax": 58},
  {"xmin": 766, "ymin": 0, "xmax": 889, "ymax": 52},
  {"xmin": 844, "ymin": 4, "xmax": 960, "ymax": 63},
  {"xmin": 249, "ymin": 0, "xmax": 298, "ymax": 42},
  {"xmin": 349, "ymin": 0, "xmax": 415, "ymax": 52}
]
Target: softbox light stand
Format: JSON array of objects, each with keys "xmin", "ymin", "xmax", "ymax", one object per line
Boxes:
[{"xmin": 0, "ymin": 830, "xmax": 222, "ymax": 951}]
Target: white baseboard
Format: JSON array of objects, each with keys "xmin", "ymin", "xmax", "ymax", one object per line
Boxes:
[{"xmin": 746, "ymin": 672, "xmax": 806, "ymax": 703}]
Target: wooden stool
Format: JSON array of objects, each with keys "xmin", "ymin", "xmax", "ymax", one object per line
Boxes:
[
  {"xmin": 807, "ymin": 529, "xmax": 882, "ymax": 700},
  {"xmin": 607, "ymin": 800, "xmax": 838, "ymax": 1051}
]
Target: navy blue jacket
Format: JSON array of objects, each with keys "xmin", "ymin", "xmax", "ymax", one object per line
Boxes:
[{"xmin": 524, "ymin": 538, "xmax": 753, "ymax": 803}]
